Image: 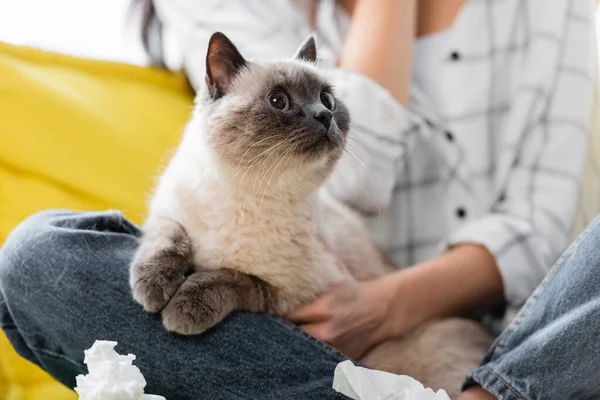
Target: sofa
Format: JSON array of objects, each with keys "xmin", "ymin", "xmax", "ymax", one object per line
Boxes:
[{"xmin": 0, "ymin": 40, "xmax": 193, "ymax": 400}]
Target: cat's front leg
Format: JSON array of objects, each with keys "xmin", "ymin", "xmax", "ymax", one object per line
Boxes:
[
  {"xmin": 161, "ymin": 269, "xmax": 279, "ymax": 335},
  {"xmin": 130, "ymin": 217, "xmax": 191, "ymax": 312}
]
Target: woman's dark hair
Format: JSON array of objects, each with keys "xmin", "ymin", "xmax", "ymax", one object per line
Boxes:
[
  {"xmin": 134, "ymin": 0, "xmax": 165, "ymax": 68},
  {"xmin": 133, "ymin": 0, "xmax": 196, "ymax": 93}
]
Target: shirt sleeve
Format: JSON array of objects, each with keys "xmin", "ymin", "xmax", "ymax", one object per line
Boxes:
[
  {"xmin": 153, "ymin": 0, "xmax": 430, "ymax": 212},
  {"xmin": 447, "ymin": 2, "xmax": 597, "ymax": 307}
]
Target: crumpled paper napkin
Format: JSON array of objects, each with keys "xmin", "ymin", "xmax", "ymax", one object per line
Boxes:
[
  {"xmin": 74, "ymin": 340, "xmax": 166, "ymax": 400},
  {"xmin": 332, "ymin": 360, "xmax": 450, "ymax": 400}
]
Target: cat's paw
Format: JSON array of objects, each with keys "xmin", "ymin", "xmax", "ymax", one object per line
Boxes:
[
  {"xmin": 130, "ymin": 258, "xmax": 187, "ymax": 313},
  {"xmin": 161, "ymin": 271, "xmax": 235, "ymax": 335}
]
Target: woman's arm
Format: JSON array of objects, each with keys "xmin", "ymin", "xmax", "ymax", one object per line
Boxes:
[
  {"xmin": 286, "ymin": 244, "xmax": 504, "ymax": 359},
  {"xmin": 338, "ymin": 0, "xmax": 416, "ymax": 105},
  {"xmin": 378, "ymin": 244, "xmax": 505, "ymax": 339}
]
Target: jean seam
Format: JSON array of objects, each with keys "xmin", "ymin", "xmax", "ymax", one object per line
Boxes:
[
  {"xmin": 485, "ymin": 366, "xmax": 529, "ymax": 400},
  {"xmin": 0, "ymin": 326, "xmax": 82, "ymax": 368},
  {"xmin": 30, "ymin": 346, "xmax": 82, "ymax": 369},
  {"xmin": 573, "ymin": 386, "xmax": 600, "ymax": 400},
  {"xmin": 490, "ymin": 216, "xmax": 599, "ymax": 357}
]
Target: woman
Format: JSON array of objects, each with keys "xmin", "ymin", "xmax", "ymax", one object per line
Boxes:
[{"xmin": 0, "ymin": 0, "xmax": 598, "ymax": 399}]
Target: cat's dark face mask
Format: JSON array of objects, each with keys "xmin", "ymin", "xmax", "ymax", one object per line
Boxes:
[{"xmin": 203, "ymin": 32, "xmax": 351, "ymax": 172}]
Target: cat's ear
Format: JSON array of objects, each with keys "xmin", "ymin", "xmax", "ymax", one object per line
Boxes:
[
  {"xmin": 294, "ymin": 35, "xmax": 317, "ymax": 62},
  {"xmin": 205, "ymin": 32, "xmax": 248, "ymax": 99}
]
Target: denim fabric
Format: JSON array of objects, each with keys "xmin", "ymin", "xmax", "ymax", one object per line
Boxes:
[
  {"xmin": 0, "ymin": 210, "xmax": 349, "ymax": 400},
  {"xmin": 464, "ymin": 215, "xmax": 600, "ymax": 400},
  {"xmin": 2, "ymin": 210, "xmax": 600, "ymax": 399}
]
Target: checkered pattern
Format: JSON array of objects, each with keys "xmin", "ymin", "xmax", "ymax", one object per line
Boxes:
[{"xmin": 154, "ymin": 0, "xmax": 597, "ymax": 319}]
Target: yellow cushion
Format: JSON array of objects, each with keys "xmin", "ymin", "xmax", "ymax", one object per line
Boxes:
[{"xmin": 0, "ymin": 41, "xmax": 193, "ymax": 400}]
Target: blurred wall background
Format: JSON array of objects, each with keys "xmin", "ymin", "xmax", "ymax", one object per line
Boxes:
[
  {"xmin": 0, "ymin": 0, "xmax": 599, "ymax": 67},
  {"xmin": 0, "ymin": 0, "xmax": 181, "ymax": 67}
]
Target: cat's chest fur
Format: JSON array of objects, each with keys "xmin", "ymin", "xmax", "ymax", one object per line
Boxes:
[
  {"xmin": 187, "ymin": 186, "xmax": 328, "ymax": 275},
  {"xmin": 149, "ymin": 146, "xmax": 343, "ymax": 311}
]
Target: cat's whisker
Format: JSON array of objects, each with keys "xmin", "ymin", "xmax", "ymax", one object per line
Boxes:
[
  {"xmin": 342, "ymin": 148, "xmax": 367, "ymax": 177},
  {"xmin": 344, "ymin": 141, "xmax": 365, "ymax": 159},
  {"xmin": 280, "ymin": 148, "xmax": 297, "ymax": 198},
  {"xmin": 243, "ymin": 146, "xmax": 284, "ymax": 207},
  {"xmin": 251, "ymin": 140, "xmax": 288, "ymax": 205},
  {"xmin": 342, "ymin": 144, "xmax": 363, "ymax": 165},
  {"xmin": 228, "ymin": 139, "xmax": 286, "ymax": 185},
  {"xmin": 216, "ymin": 143, "xmax": 230, "ymax": 163},
  {"xmin": 343, "ymin": 141, "xmax": 367, "ymax": 165},
  {"xmin": 254, "ymin": 140, "xmax": 294, "ymax": 205},
  {"xmin": 237, "ymin": 143, "xmax": 284, "ymax": 205},
  {"xmin": 346, "ymin": 141, "xmax": 366, "ymax": 155},
  {"xmin": 342, "ymin": 141, "xmax": 369, "ymax": 176},
  {"xmin": 257, "ymin": 145, "xmax": 294, "ymax": 217},
  {"xmin": 338, "ymin": 144, "xmax": 383, "ymax": 219},
  {"xmin": 234, "ymin": 134, "xmax": 285, "ymax": 174},
  {"xmin": 252, "ymin": 141, "xmax": 283, "ymax": 199},
  {"xmin": 344, "ymin": 146, "xmax": 384, "ymax": 219},
  {"xmin": 232, "ymin": 141, "xmax": 285, "ymax": 189}
]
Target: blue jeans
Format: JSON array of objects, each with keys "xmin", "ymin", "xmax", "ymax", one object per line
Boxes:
[{"xmin": 0, "ymin": 210, "xmax": 599, "ymax": 399}]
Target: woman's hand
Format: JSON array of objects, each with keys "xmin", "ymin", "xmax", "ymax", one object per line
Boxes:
[
  {"xmin": 285, "ymin": 276, "xmax": 399, "ymax": 360},
  {"xmin": 286, "ymin": 244, "xmax": 505, "ymax": 360}
]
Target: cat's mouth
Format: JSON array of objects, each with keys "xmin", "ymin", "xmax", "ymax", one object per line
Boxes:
[{"xmin": 297, "ymin": 130, "xmax": 344, "ymax": 157}]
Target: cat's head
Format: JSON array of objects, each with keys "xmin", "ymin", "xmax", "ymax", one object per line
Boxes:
[{"xmin": 197, "ymin": 32, "xmax": 350, "ymax": 193}]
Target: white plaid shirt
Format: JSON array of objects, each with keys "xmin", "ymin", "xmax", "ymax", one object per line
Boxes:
[{"xmin": 154, "ymin": 0, "xmax": 597, "ymax": 320}]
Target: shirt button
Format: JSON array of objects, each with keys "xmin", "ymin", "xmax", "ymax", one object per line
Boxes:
[
  {"xmin": 445, "ymin": 130, "xmax": 454, "ymax": 141},
  {"xmin": 456, "ymin": 207, "xmax": 467, "ymax": 219},
  {"xmin": 450, "ymin": 51, "xmax": 461, "ymax": 61},
  {"xmin": 498, "ymin": 192, "xmax": 507, "ymax": 202}
]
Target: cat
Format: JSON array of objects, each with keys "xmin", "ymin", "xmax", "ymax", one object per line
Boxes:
[{"xmin": 129, "ymin": 32, "xmax": 493, "ymax": 398}]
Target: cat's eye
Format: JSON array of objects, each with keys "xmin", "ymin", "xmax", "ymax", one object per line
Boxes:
[
  {"xmin": 320, "ymin": 91, "xmax": 335, "ymax": 111},
  {"xmin": 268, "ymin": 90, "xmax": 289, "ymax": 110}
]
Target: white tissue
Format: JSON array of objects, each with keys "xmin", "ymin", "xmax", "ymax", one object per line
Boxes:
[
  {"xmin": 74, "ymin": 340, "xmax": 166, "ymax": 400},
  {"xmin": 332, "ymin": 360, "xmax": 450, "ymax": 400}
]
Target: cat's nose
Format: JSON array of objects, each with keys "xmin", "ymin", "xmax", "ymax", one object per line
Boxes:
[{"xmin": 314, "ymin": 110, "xmax": 332, "ymax": 130}]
